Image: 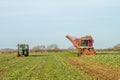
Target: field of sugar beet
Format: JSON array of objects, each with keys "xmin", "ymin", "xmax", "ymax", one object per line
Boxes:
[{"xmin": 0, "ymin": 51, "xmax": 120, "ymax": 80}]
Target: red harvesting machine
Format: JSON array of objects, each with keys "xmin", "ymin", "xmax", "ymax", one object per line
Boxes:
[{"xmin": 66, "ymin": 35, "xmax": 96, "ymax": 56}]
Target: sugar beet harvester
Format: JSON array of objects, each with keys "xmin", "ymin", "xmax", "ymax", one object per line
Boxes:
[
  {"xmin": 66, "ymin": 35, "xmax": 96, "ymax": 56},
  {"xmin": 17, "ymin": 44, "xmax": 29, "ymax": 57}
]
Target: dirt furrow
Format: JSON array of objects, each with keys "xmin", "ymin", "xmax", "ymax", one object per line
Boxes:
[{"xmin": 65, "ymin": 57, "xmax": 120, "ymax": 80}]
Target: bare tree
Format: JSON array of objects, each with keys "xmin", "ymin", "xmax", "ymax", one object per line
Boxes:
[
  {"xmin": 47, "ymin": 44, "xmax": 59, "ymax": 50},
  {"xmin": 68, "ymin": 46, "xmax": 75, "ymax": 50},
  {"xmin": 32, "ymin": 45, "xmax": 45, "ymax": 52},
  {"xmin": 113, "ymin": 43, "xmax": 120, "ymax": 50}
]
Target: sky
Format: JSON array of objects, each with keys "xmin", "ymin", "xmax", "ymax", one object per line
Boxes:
[{"xmin": 0, "ymin": 0, "xmax": 120, "ymax": 49}]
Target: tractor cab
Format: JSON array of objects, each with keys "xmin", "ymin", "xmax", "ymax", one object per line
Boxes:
[
  {"xmin": 17, "ymin": 44, "xmax": 29, "ymax": 57},
  {"xmin": 80, "ymin": 36, "xmax": 93, "ymax": 47}
]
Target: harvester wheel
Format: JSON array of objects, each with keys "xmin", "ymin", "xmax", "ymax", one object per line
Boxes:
[
  {"xmin": 78, "ymin": 49, "xmax": 82, "ymax": 56},
  {"xmin": 81, "ymin": 48, "xmax": 94, "ymax": 55},
  {"xmin": 88, "ymin": 48, "xmax": 96, "ymax": 55},
  {"xmin": 89, "ymin": 48, "xmax": 93, "ymax": 52},
  {"xmin": 83, "ymin": 48, "xmax": 89, "ymax": 55}
]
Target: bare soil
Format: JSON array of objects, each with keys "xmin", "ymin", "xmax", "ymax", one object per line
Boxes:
[{"xmin": 64, "ymin": 57, "xmax": 120, "ymax": 80}]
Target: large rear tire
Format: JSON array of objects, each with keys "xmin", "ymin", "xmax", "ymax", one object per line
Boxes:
[
  {"xmin": 17, "ymin": 51, "xmax": 20, "ymax": 57},
  {"xmin": 25, "ymin": 50, "xmax": 29, "ymax": 56},
  {"xmin": 22, "ymin": 50, "xmax": 25, "ymax": 55}
]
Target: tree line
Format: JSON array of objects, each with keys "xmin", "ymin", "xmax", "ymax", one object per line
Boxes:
[{"xmin": 0, "ymin": 43, "xmax": 120, "ymax": 54}]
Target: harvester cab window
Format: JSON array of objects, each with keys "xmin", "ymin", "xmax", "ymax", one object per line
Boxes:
[{"xmin": 81, "ymin": 40, "xmax": 90, "ymax": 46}]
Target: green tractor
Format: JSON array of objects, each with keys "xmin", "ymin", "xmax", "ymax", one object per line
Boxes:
[{"xmin": 17, "ymin": 44, "xmax": 29, "ymax": 57}]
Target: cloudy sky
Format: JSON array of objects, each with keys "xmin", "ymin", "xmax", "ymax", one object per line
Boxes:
[{"xmin": 0, "ymin": 0, "xmax": 120, "ymax": 49}]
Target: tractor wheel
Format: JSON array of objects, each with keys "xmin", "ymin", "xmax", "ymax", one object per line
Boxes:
[
  {"xmin": 17, "ymin": 51, "xmax": 20, "ymax": 57},
  {"xmin": 25, "ymin": 50, "xmax": 29, "ymax": 56},
  {"xmin": 22, "ymin": 50, "xmax": 25, "ymax": 55}
]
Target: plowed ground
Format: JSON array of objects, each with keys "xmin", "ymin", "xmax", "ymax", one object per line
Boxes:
[
  {"xmin": 0, "ymin": 52, "xmax": 120, "ymax": 80},
  {"xmin": 64, "ymin": 57, "xmax": 120, "ymax": 80}
]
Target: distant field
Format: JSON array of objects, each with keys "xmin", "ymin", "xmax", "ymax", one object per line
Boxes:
[{"xmin": 0, "ymin": 51, "xmax": 120, "ymax": 80}]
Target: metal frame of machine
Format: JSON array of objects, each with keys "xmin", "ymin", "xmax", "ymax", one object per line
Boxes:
[{"xmin": 66, "ymin": 35, "xmax": 96, "ymax": 56}]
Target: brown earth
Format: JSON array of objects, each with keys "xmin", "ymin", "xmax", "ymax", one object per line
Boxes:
[
  {"xmin": 64, "ymin": 57, "xmax": 120, "ymax": 80},
  {"xmin": 0, "ymin": 70, "xmax": 6, "ymax": 77}
]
